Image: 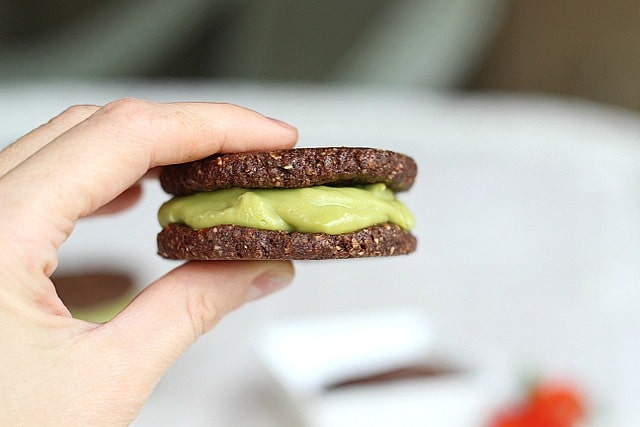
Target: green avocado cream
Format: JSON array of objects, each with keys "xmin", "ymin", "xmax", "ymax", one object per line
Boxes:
[{"xmin": 158, "ymin": 183, "xmax": 414, "ymax": 234}]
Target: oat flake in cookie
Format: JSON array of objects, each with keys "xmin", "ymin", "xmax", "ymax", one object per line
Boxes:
[{"xmin": 157, "ymin": 147, "xmax": 417, "ymax": 260}]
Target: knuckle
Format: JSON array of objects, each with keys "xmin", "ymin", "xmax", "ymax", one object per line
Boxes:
[
  {"xmin": 94, "ymin": 98, "xmax": 158, "ymax": 153},
  {"xmin": 59, "ymin": 104, "xmax": 98, "ymax": 120},
  {"xmin": 99, "ymin": 98, "xmax": 154, "ymax": 124},
  {"xmin": 182, "ymin": 286, "xmax": 220, "ymax": 341}
]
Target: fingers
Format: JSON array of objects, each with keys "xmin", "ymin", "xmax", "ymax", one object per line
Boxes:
[
  {"xmin": 0, "ymin": 103, "xmax": 142, "ymax": 231},
  {"xmin": 0, "ymin": 99, "xmax": 298, "ymax": 274},
  {"xmin": 1, "ymin": 259, "xmax": 293, "ymax": 426},
  {"xmin": 97, "ymin": 260, "xmax": 293, "ymax": 395},
  {"xmin": 0, "ymin": 104, "xmax": 99, "ymax": 177},
  {"xmin": 3, "ymin": 100, "xmax": 297, "ymax": 220},
  {"xmin": 0, "ymin": 100, "xmax": 298, "ymax": 425}
]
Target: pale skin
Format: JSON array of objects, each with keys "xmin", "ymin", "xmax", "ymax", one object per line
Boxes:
[{"xmin": 0, "ymin": 99, "xmax": 298, "ymax": 425}]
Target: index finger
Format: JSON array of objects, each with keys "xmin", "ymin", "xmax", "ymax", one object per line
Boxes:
[{"xmin": 0, "ymin": 99, "xmax": 298, "ymax": 272}]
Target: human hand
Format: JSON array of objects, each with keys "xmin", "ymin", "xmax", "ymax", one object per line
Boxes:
[{"xmin": 0, "ymin": 99, "xmax": 298, "ymax": 425}]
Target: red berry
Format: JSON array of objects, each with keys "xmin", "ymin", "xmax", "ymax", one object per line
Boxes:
[
  {"xmin": 488, "ymin": 408, "xmax": 528, "ymax": 427},
  {"xmin": 528, "ymin": 381, "xmax": 586, "ymax": 426},
  {"xmin": 488, "ymin": 380, "xmax": 587, "ymax": 427}
]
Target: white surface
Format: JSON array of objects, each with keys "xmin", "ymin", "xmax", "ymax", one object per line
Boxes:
[
  {"xmin": 2, "ymin": 81, "xmax": 640, "ymax": 426},
  {"xmin": 257, "ymin": 309, "xmax": 510, "ymax": 427},
  {"xmin": 258, "ymin": 309, "xmax": 435, "ymax": 394}
]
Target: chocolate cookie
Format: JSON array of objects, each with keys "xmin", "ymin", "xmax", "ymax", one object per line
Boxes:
[
  {"xmin": 160, "ymin": 147, "xmax": 417, "ymax": 196},
  {"xmin": 157, "ymin": 223, "xmax": 416, "ymax": 260}
]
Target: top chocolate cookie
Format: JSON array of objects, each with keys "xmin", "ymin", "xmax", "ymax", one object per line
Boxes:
[{"xmin": 160, "ymin": 147, "xmax": 417, "ymax": 196}]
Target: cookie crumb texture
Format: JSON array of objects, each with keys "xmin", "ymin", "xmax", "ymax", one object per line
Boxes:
[
  {"xmin": 160, "ymin": 147, "xmax": 417, "ymax": 196},
  {"xmin": 158, "ymin": 223, "xmax": 417, "ymax": 260}
]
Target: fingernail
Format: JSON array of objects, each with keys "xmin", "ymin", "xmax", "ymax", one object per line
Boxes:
[
  {"xmin": 267, "ymin": 116, "xmax": 297, "ymax": 131},
  {"xmin": 245, "ymin": 268, "xmax": 293, "ymax": 302}
]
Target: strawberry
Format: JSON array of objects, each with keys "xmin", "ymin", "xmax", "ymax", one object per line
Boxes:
[{"xmin": 488, "ymin": 379, "xmax": 586, "ymax": 427}]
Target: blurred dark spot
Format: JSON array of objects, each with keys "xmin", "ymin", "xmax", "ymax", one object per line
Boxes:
[
  {"xmin": 52, "ymin": 270, "xmax": 134, "ymax": 309},
  {"xmin": 324, "ymin": 363, "xmax": 461, "ymax": 392}
]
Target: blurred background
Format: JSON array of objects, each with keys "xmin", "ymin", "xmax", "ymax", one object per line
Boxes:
[
  {"xmin": 2, "ymin": 0, "xmax": 640, "ymax": 109},
  {"xmin": 3, "ymin": 1, "xmax": 640, "ymax": 426}
]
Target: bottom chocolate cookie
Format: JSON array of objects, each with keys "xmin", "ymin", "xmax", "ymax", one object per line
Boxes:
[{"xmin": 157, "ymin": 223, "xmax": 417, "ymax": 260}]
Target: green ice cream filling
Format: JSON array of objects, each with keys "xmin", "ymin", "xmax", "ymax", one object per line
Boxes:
[{"xmin": 158, "ymin": 183, "xmax": 414, "ymax": 234}]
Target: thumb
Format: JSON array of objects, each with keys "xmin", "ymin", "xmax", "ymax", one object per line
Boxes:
[{"xmin": 96, "ymin": 260, "xmax": 293, "ymax": 395}]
